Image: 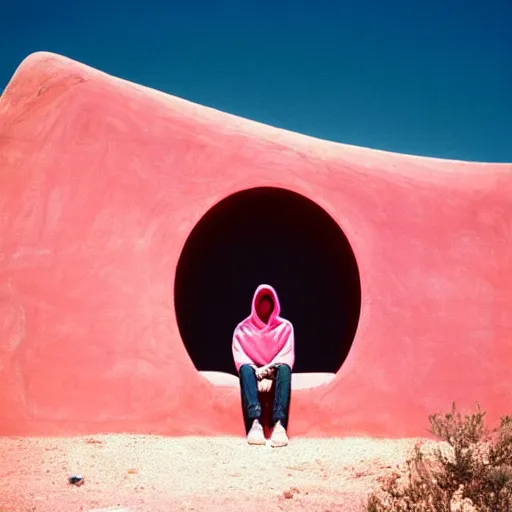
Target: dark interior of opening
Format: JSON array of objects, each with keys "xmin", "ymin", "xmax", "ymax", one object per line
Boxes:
[{"xmin": 174, "ymin": 187, "xmax": 361, "ymax": 375}]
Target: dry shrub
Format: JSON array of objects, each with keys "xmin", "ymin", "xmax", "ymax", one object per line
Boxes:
[{"xmin": 365, "ymin": 403, "xmax": 512, "ymax": 512}]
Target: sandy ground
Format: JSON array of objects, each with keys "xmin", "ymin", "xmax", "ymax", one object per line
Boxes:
[{"xmin": 0, "ymin": 434, "xmax": 425, "ymax": 512}]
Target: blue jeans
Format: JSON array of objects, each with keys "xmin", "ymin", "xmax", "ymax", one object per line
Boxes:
[{"xmin": 239, "ymin": 364, "xmax": 291, "ymax": 432}]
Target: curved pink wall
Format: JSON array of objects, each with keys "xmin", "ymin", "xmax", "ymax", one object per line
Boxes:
[{"xmin": 0, "ymin": 52, "xmax": 511, "ymax": 438}]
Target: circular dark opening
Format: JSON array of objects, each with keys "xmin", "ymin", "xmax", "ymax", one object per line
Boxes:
[{"xmin": 174, "ymin": 187, "xmax": 361, "ymax": 375}]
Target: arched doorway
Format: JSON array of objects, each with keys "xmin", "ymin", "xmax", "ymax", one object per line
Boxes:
[{"xmin": 174, "ymin": 187, "xmax": 361, "ymax": 386}]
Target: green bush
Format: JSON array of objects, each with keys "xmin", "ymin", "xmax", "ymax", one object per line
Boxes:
[{"xmin": 365, "ymin": 403, "xmax": 512, "ymax": 512}]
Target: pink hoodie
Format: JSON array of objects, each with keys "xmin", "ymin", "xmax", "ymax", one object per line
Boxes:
[{"xmin": 232, "ymin": 284, "xmax": 295, "ymax": 373}]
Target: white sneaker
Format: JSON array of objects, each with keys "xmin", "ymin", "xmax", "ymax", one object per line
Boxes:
[
  {"xmin": 270, "ymin": 421, "xmax": 289, "ymax": 448},
  {"xmin": 247, "ymin": 419, "xmax": 266, "ymax": 445}
]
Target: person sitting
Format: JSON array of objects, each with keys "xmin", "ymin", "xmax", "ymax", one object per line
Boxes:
[{"xmin": 232, "ymin": 284, "xmax": 294, "ymax": 447}]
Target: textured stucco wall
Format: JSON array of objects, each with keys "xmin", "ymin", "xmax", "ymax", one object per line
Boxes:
[{"xmin": 0, "ymin": 52, "xmax": 511, "ymax": 438}]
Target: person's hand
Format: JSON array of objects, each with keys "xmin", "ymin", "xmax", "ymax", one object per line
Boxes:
[
  {"xmin": 257, "ymin": 378, "xmax": 273, "ymax": 393},
  {"xmin": 256, "ymin": 364, "xmax": 275, "ymax": 380},
  {"xmin": 255, "ymin": 365, "xmax": 268, "ymax": 380}
]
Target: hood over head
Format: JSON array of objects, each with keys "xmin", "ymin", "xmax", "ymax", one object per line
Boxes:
[{"xmin": 251, "ymin": 284, "xmax": 281, "ymax": 326}]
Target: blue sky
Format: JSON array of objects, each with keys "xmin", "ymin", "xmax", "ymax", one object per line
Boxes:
[{"xmin": 2, "ymin": 0, "xmax": 511, "ymax": 162}]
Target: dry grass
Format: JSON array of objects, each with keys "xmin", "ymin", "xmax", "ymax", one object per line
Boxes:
[{"xmin": 365, "ymin": 403, "xmax": 512, "ymax": 512}]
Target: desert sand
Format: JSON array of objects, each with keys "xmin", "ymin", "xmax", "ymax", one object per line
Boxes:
[{"xmin": 0, "ymin": 434, "xmax": 425, "ymax": 511}]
